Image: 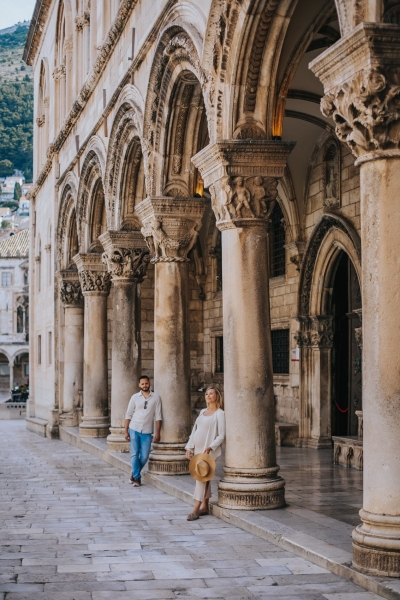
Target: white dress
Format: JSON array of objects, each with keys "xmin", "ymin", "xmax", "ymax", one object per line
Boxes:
[{"xmin": 185, "ymin": 408, "xmax": 225, "ymax": 502}]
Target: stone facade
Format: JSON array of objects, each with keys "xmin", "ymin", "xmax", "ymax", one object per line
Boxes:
[
  {"xmin": 0, "ymin": 229, "xmax": 30, "ymax": 397},
  {"xmin": 24, "ymin": 0, "xmax": 400, "ymax": 577}
]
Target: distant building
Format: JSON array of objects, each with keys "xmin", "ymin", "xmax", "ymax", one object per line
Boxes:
[
  {"xmin": 0, "ymin": 176, "xmax": 25, "ymax": 202},
  {"xmin": 0, "ymin": 229, "xmax": 29, "ymax": 398}
]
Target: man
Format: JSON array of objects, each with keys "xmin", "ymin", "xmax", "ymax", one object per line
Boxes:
[{"xmin": 124, "ymin": 376, "xmax": 162, "ymax": 487}]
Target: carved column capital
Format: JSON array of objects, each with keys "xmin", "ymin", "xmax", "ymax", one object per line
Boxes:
[
  {"xmin": 57, "ymin": 270, "xmax": 83, "ymax": 307},
  {"xmin": 310, "ymin": 23, "xmax": 400, "ymax": 163},
  {"xmin": 135, "ymin": 197, "xmax": 207, "ymax": 263},
  {"xmin": 285, "ymin": 241, "xmax": 306, "ymax": 272},
  {"xmin": 73, "ymin": 253, "xmax": 111, "ymax": 296},
  {"xmin": 99, "ymin": 231, "xmax": 150, "ymax": 282},
  {"xmin": 310, "ymin": 315, "xmax": 334, "ymax": 348},
  {"xmin": 192, "ymin": 140, "xmax": 295, "ymax": 230}
]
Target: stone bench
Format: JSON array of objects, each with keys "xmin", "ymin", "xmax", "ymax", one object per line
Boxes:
[
  {"xmin": 275, "ymin": 422, "xmax": 299, "ymax": 446},
  {"xmin": 332, "ymin": 435, "xmax": 363, "ymax": 470}
]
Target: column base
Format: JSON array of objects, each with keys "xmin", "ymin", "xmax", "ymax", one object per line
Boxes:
[
  {"xmin": 107, "ymin": 427, "xmax": 130, "ymax": 452},
  {"xmin": 148, "ymin": 443, "xmax": 189, "ymax": 475},
  {"xmin": 218, "ymin": 466, "xmax": 286, "ymax": 510},
  {"xmin": 59, "ymin": 411, "xmax": 79, "ymax": 427},
  {"xmin": 352, "ymin": 510, "xmax": 400, "ymax": 577},
  {"xmin": 79, "ymin": 416, "xmax": 110, "ymax": 438}
]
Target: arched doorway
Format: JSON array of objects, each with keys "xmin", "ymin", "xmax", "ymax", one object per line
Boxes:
[
  {"xmin": 0, "ymin": 352, "xmax": 10, "ymax": 397},
  {"xmin": 331, "ymin": 251, "xmax": 362, "ymax": 436}
]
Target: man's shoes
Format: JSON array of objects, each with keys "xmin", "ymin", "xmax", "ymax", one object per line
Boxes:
[
  {"xmin": 133, "ymin": 479, "xmax": 140, "ymax": 487},
  {"xmin": 129, "ymin": 475, "xmax": 134, "ymax": 484}
]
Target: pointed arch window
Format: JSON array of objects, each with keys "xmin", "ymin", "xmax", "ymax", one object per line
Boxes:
[
  {"xmin": 270, "ymin": 203, "xmax": 286, "ymax": 278},
  {"xmin": 37, "ymin": 62, "xmax": 49, "ymax": 170}
]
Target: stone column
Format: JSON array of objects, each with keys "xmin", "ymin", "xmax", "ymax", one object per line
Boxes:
[
  {"xmin": 73, "ymin": 253, "xmax": 111, "ymax": 438},
  {"xmin": 99, "ymin": 231, "xmax": 149, "ymax": 452},
  {"xmin": 9, "ymin": 363, "xmax": 14, "ymax": 393},
  {"xmin": 311, "ymin": 23, "xmax": 400, "ymax": 577},
  {"xmin": 295, "ymin": 316, "xmax": 333, "ymax": 448},
  {"xmin": 58, "ymin": 271, "xmax": 84, "ymax": 427},
  {"xmin": 193, "ymin": 140, "xmax": 294, "ymax": 509},
  {"xmin": 135, "ymin": 197, "xmax": 206, "ymax": 474}
]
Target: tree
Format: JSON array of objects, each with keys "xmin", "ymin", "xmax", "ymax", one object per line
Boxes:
[
  {"xmin": 0, "ymin": 159, "xmax": 14, "ymax": 177},
  {"xmin": 13, "ymin": 182, "xmax": 22, "ymax": 201}
]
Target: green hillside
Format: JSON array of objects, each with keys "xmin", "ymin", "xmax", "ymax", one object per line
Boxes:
[{"xmin": 0, "ymin": 23, "xmax": 33, "ymax": 182}]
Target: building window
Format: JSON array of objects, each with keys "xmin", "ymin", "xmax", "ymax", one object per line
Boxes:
[
  {"xmin": 271, "ymin": 329, "xmax": 290, "ymax": 374},
  {"xmin": 270, "ymin": 203, "xmax": 286, "ymax": 278},
  {"xmin": 215, "ymin": 336, "xmax": 224, "ymax": 373},
  {"xmin": 0, "ymin": 364, "xmax": 10, "ymax": 376},
  {"xmin": 24, "ymin": 364, "xmax": 29, "ymax": 376},
  {"xmin": 48, "ymin": 331, "xmax": 52, "ymax": 365},
  {"xmin": 38, "ymin": 335, "xmax": 42, "ymax": 365},
  {"xmin": 1, "ymin": 272, "xmax": 11, "ymax": 287}
]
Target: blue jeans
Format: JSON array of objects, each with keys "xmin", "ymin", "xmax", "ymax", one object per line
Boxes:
[{"xmin": 129, "ymin": 429, "xmax": 153, "ymax": 480}]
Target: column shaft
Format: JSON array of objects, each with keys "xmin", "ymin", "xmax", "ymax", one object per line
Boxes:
[
  {"xmin": 352, "ymin": 158, "xmax": 400, "ymax": 575},
  {"xmin": 107, "ymin": 280, "xmax": 139, "ymax": 450},
  {"xmin": 218, "ymin": 223, "xmax": 285, "ymax": 508},
  {"xmin": 62, "ymin": 306, "xmax": 84, "ymax": 425},
  {"xmin": 81, "ymin": 293, "xmax": 109, "ymax": 436},
  {"xmin": 150, "ymin": 261, "xmax": 191, "ymax": 472}
]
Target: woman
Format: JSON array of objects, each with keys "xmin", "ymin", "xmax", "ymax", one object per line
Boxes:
[{"xmin": 185, "ymin": 386, "xmax": 225, "ymax": 521}]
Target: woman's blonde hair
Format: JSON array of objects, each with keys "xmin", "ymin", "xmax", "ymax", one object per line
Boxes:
[{"xmin": 205, "ymin": 386, "xmax": 224, "ymax": 410}]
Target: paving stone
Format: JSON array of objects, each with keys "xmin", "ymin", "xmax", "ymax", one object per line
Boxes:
[{"xmin": 0, "ymin": 422, "xmax": 387, "ymax": 599}]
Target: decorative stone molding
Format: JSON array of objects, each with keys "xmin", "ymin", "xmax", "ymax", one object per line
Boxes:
[
  {"xmin": 192, "ymin": 140, "xmax": 295, "ymax": 230},
  {"xmin": 73, "ymin": 253, "xmax": 111, "ymax": 296},
  {"xmin": 310, "ymin": 23, "xmax": 400, "ymax": 163},
  {"xmin": 135, "ymin": 197, "xmax": 206, "ymax": 263},
  {"xmin": 284, "ymin": 241, "xmax": 305, "ymax": 272},
  {"xmin": 99, "ymin": 230, "xmax": 149, "ymax": 281},
  {"xmin": 36, "ymin": 115, "xmax": 45, "ymax": 127},
  {"xmin": 44, "ymin": 244, "xmax": 51, "ymax": 253},
  {"xmin": 354, "ymin": 308, "xmax": 363, "ymax": 350},
  {"xmin": 52, "ymin": 64, "xmax": 66, "ymax": 80}
]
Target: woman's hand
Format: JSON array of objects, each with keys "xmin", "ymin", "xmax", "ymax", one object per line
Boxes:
[
  {"xmin": 204, "ymin": 447, "xmax": 212, "ymax": 454},
  {"xmin": 186, "ymin": 449, "xmax": 193, "ymax": 460}
]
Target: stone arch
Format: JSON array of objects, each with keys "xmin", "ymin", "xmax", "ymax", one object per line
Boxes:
[
  {"xmin": 76, "ymin": 144, "xmax": 106, "ymax": 251},
  {"xmin": 57, "ymin": 175, "xmax": 79, "ymax": 270},
  {"xmin": 299, "ymin": 212, "xmax": 361, "ymax": 317},
  {"xmin": 296, "ymin": 213, "xmax": 361, "ymax": 447},
  {"xmin": 142, "ymin": 25, "xmax": 209, "ymax": 196},
  {"xmin": 105, "ymin": 85, "xmax": 145, "ymax": 229}
]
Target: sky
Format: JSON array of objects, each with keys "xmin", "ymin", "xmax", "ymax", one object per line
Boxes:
[{"xmin": 0, "ymin": 0, "xmax": 36, "ymax": 31}]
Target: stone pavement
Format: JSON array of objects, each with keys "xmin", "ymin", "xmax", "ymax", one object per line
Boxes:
[{"xmin": 0, "ymin": 421, "xmax": 385, "ymax": 600}]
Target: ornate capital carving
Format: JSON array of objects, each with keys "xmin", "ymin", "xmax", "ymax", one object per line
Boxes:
[
  {"xmin": 135, "ymin": 197, "xmax": 206, "ymax": 263},
  {"xmin": 79, "ymin": 270, "xmax": 111, "ymax": 295},
  {"xmin": 72, "ymin": 253, "xmax": 111, "ymax": 296},
  {"xmin": 36, "ymin": 115, "xmax": 45, "ymax": 127},
  {"xmin": 99, "ymin": 230, "xmax": 149, "ymax": 282},
  {"xmin": 310, "ymin": 24, "xmax": 400, "ymax": 162},
  {"xmin": 59, "ymin": 280, "xmax": 84, "ymax": 307},
  {"xmin": 57, "ymin": 271, "xmax": 84, "ymax": 307},
  {"xmin": 192, "ymin": 140, "xmax": 294, "ymax": 229},
  {"xmin": 295, "ymin": 315, "xmax": 334, "ymax": 348},
  {"xmin": 75, "ymin": 12, "xmax": 90, "ymax": 30}
]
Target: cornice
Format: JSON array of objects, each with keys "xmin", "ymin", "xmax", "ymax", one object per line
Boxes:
[{"xmin": 29, "ymin": 0, "xmax": 177, "ymax": 201}]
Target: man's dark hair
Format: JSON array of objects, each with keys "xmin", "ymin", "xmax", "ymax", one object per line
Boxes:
[{"xmin": 139, "ymin": 375, "xmax": 150, "ymax": 382}]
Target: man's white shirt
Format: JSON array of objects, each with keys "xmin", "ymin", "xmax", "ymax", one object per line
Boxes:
[{"xmin": 125, "ymin": 390, "xmax": 162, "ymax": 434}]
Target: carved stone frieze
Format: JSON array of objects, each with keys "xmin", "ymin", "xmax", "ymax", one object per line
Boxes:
[
  {"xmin": 295, "ymin": 315, "xmax": 334, "ymax": 348},
  {"xmin": 135, "ymin": 197, "xmax": 206, "ymax": 263},
  {"xmin": 310, "ymin": 23, "xmax": 400, "ymax": 162}
]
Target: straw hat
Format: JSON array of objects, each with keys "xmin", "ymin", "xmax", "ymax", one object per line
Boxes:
[{"xmin": 189, "ymin": 453, "xmax": 216, "ymax": 482}]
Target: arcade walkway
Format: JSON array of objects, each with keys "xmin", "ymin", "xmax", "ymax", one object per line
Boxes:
[{"xmin": 0, "ymin": 421, "xmax": 390, "ymax": 600}]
